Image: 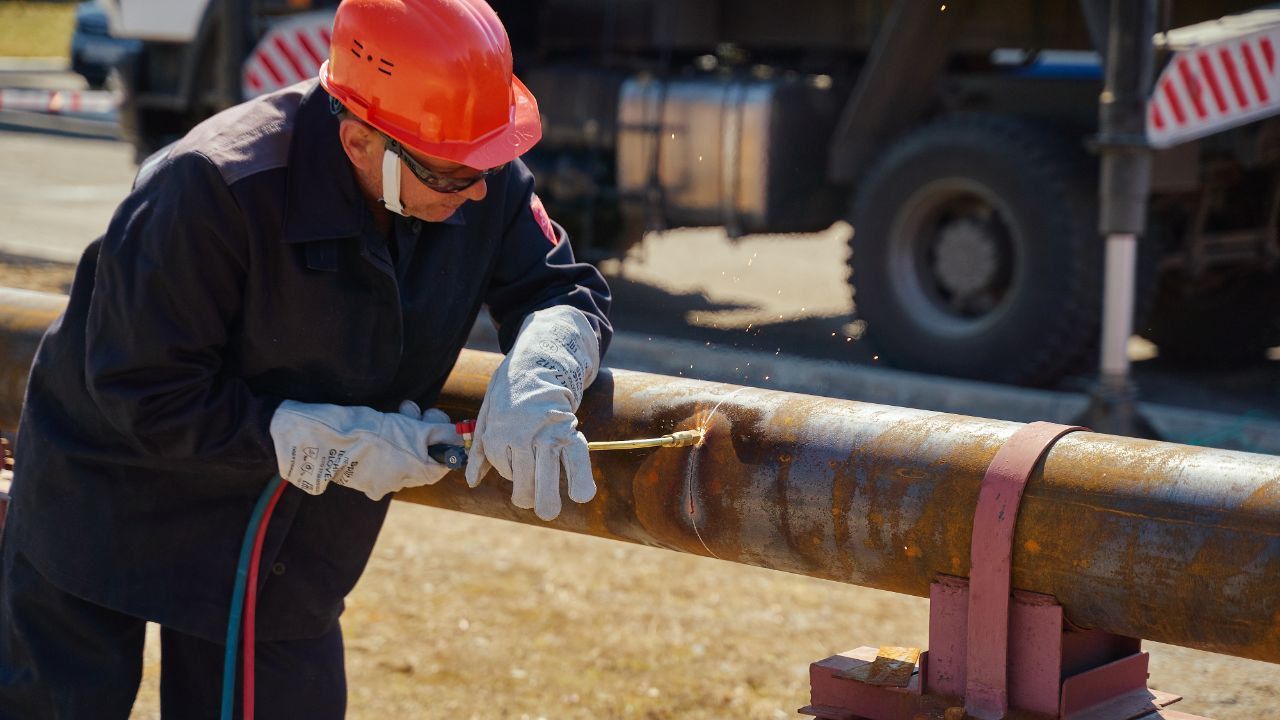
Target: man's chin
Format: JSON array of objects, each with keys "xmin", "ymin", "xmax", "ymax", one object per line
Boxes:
[{"xmin": 412, "ymin": 205, "xmax": 462, "ymax": 223}]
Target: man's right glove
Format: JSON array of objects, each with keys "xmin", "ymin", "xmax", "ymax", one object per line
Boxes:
[
  {"xmin": 269, "ymin": 400, "xmax": 463, "ymax": 501},
  {"xmin": 464, "ymin": 305, "xmax": 600, "ymax": 521}
]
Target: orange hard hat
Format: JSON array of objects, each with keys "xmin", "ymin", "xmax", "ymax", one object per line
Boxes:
[{"xmin": 319, "ymin": 0, "xmax": 541, "ymax": 170}]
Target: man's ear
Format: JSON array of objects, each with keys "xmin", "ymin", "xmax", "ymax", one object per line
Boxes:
[{"xmin": 338, "ymin": 119, "xmax": 382, "ymax": 173}]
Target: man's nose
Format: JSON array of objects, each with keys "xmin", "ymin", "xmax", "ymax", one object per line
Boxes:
[{"xmin": 461, "ymin": 178, "xmax": 487, "ymax": 202}]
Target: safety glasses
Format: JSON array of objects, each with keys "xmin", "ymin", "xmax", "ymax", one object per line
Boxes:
[{"xmin": 383, "ymin": 136, "xmax": 505, "ymax": 193}]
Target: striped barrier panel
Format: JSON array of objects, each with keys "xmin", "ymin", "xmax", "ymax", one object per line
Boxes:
[
  {"xmin": 1149, "ymin": 23, "xmax": 1280, "ymax": 148},
  {"xmin": 241, "ymin": 10, "xmax": 334, "ymax": 100}
]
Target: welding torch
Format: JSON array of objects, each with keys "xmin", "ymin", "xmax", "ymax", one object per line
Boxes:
[{"xmin": 427, "ymin": 424, "xmax": 704, "ymax": 470}]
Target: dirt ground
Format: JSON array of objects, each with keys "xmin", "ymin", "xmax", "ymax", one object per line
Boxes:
[
  {"xmin": 126, "ymin": 503, "xmax": 1275, "ymax": 720},
  {"xmin": 0, "ymin": 263, "xmax": 1275, "ymax": 719}
]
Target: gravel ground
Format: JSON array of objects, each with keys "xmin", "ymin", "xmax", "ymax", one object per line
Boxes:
[
  {"xmin": 0, "ymin": 263, "xmax": 1275, "ymax": 719},
  {"xmin": 126, "ymin": 503, "xmax": 1280, "ymax": 720}
]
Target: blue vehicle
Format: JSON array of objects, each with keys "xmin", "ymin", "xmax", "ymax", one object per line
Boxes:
[{"xmin": 70, "ymin": 0, "xmax": 139, "ymax": 89}]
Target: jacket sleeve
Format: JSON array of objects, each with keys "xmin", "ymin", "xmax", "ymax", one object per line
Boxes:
[
  {"xmin": 84, "ymin": 150, "xmax": 281, "ymax": 470},
  {"xmin": 483, "ymin": 160, "xmax": 613, "ymax": 357}
]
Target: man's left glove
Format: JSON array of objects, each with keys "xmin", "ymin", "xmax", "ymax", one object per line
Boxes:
[
  {"xmin": 269, "ymin": 400, "xmax": 463, "ymax": 501},
  {"xmin": 464, "ymin": 305, "xmax": 601, "ymax": 521}
]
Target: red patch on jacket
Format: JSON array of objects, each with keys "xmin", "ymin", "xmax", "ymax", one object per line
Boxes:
[{"xmin": 530, "ymin": 193, "xmax": 558, "ymax": 245}]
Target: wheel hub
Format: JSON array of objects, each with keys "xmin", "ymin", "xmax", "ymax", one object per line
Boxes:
[{"xmin": 932, "ymin": 218, "xmax": 1001, "ymax": 299}]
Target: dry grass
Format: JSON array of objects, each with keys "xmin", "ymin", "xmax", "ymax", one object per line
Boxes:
[
  {"xmin": 0, "ymin": 1, "xmax": 75, "ymax": 58},
  {"xmin": 339, "ymin": 504, "xmax": 932, "ymax": 720}
]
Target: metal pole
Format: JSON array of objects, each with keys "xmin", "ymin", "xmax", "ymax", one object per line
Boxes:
[
  {"xmin": 220, "ymin": 0, "xmax": 249, "ymax": 108},
  {"xmin": 1100, "ymin": 233, "xmax": 1139, "ymax": 380},
  {"xmin": 1088, "ymin": 0, "xmax": 1157, "ymax": 436},
  {"xmin": 2, "ymin": 289, "xmax": 1279, "ymax": 664}
]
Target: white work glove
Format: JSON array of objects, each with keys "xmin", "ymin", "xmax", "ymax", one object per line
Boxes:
[
  {"xmin": 464, "ymin": 305, "xmax": 601, "ymax": 520},
  {"xmin": 269, "ymin": 399, "xmax": 463, "ymax": 501}
]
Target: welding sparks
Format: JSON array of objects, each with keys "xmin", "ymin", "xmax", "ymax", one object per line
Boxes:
[
  {"xmin": 680, "ymin": 422, "xmax": 711, "ymax": 445},
  {"xmin": 684, "ymin": 388, "xmax": 748, "ymax": 560}
]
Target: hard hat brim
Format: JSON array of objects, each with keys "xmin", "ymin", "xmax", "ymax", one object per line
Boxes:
[{"xmin": 320, "ymin": 61, "xmax": 542, "ymax": 171}]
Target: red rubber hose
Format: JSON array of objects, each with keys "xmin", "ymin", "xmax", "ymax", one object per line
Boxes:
[{"xmin": 243, "ymin": 480, "xmax": 287, "ymax": 720}]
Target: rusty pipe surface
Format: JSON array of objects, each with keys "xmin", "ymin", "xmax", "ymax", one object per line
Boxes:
[
  {"xmin": 0, "ymin": 288, "xmax": 68, "ymax": 430},
  {"xmin": 1, "ymin": 288, "xmax": 1279, "ymax": 663},
  {"xmin": 417, "ymin": 352, "xmax": 1280, "ymax": 665}
]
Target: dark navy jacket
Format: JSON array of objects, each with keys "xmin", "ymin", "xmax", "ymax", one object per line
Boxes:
[{"xmin": 7, "ymin": 80, "xmax": 611, "ymax": 642}]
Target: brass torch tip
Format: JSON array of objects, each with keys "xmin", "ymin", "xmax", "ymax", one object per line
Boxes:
[{"xmin": 666, "ymin": 429, "xmax": 705, "ymax": 447}]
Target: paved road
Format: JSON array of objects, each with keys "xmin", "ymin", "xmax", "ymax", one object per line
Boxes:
[
  {"xmin": 0, "ymin": 61, "xmax": 86, "ymax": 90},
  {"xmin": 0, "ymin": 122, "xmax": 131, "ymax": 261},
  {"xmin": 1, "ymin": 122, "xmax": 1277, "ymax": 452},
  {"xmin": 605, "ymin": 224, "xmax": 1280, "ymax": 421}
]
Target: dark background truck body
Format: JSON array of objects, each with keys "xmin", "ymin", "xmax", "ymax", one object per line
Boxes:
[{"xmin": 114, "ymin": 0, "xmax": 1280, "ymax": 385}]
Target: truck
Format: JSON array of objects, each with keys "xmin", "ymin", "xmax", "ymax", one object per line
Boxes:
[{"xmin": 101, "ymin": 0, "xmax": 1280, "ymax": 386}]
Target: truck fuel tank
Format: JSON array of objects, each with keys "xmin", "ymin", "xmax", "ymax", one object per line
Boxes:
[{"xmin": 617, "ymin": 72, "xmax": 843, "ymax": 236}]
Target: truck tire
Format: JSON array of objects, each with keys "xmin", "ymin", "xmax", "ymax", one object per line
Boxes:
[
  {"xmin": 848, "ymin": 114, "xmax": 1101, "ymax": 386},
  {"xmin": 1142, "ymin": 269, "xmax": 1280, "ymax": 366}
]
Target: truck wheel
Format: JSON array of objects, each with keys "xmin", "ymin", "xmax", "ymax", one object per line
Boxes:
[
  {"xmin": 848, "ymin": 114, "xmax": 1101, "ymax": 385},
  {"xmin": 1142, "ymin": 269, "xmax": 1280, "ymax": 366}
]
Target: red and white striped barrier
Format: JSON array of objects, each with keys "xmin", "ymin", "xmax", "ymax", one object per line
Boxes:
[
  {"xmin": 0, "ymin": 88, "xmax": 119, "ymax": 115},
  {"xmin": 241, "ymin": 10, "xmax": 334, "ymax": 100},
  {"xmin": 1149, "ymin": 27, "xmax": 1280, "ymax": 148}
]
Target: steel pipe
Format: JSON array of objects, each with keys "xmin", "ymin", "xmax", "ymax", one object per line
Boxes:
[
  {"xmin": 1, "ymin": 288, "xmax": 1278, "ymax": 663},
  {"xmin": 422, "ymin": 357, "xmax": 1280, "ymax": 666},
  {"xmin": 0, "ymin": 288, "xmax": 68, "ymax": 430}
]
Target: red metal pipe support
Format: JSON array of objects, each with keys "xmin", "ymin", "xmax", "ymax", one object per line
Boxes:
[
  {"xmin": 965, "ymin": 422, "xmax": 1085, "ymax": 718},
  {"xmin": 1, "ymin": 288, "xmax": 1279, "ymax": 665},
  {"xmin": 803, "ymin": 423, "xmax": 1194, "ymax": 719}
]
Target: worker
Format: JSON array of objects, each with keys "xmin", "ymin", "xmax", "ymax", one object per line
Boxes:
[{"xmin": 0, "ymin": 0, "xmax": 610, "ymax": 716}]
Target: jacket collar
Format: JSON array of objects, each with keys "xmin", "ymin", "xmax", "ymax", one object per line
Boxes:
[{"xmin": 281, "ymin": 82, "xmax": 366, "ymax": 244}]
